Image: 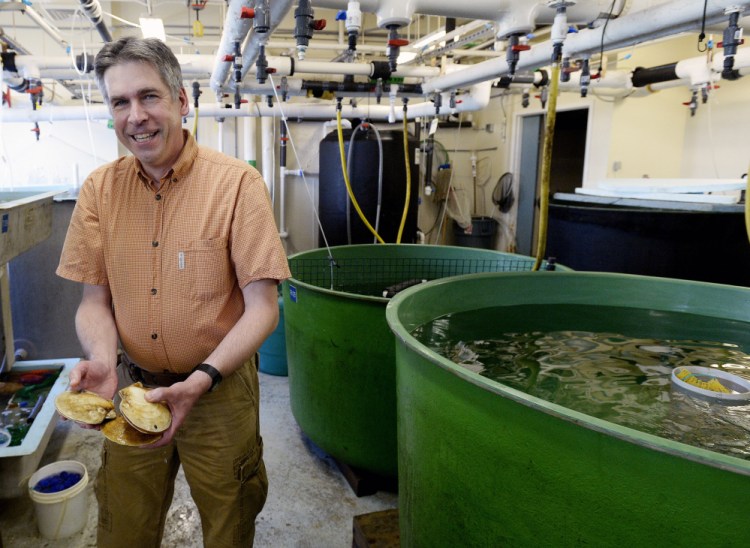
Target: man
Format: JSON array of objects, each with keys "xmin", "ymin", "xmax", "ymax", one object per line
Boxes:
[{"xmin": 56, "ymin": 36, "xmax": 290, "ymax": 547}]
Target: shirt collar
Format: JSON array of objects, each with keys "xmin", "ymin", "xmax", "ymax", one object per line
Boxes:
[{"xmin": 134, "ymin": 130, "xmax": 199, "ymax": 188}]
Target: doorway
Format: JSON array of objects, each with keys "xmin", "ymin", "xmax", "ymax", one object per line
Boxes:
[{"xmin": 516, "ymin": 107, "xmax": 589, "ymax": 256}]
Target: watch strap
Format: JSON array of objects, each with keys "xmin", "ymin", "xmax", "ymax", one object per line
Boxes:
[{"xmin": 193, "ymin": 363, "xmax": 222, "ymax": 392}]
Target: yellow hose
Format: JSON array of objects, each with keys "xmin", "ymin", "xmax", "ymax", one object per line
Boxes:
[
  {"xmin": 336, "ymin": 109, "xmax": 385, "ymax": 244},
  {"xmin": 191, "ymin": 107, "xmax": 199, "ymax": 137},
  {"xmin": 533, "ymin": 62, "xmax": 562, "ymax": 271},
  {"xmin": 396, "ymin": 111, "xmax": 411, "ymax": 243}
]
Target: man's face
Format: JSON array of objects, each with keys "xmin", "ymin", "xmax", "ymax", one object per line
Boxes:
[{"xmin": 103, "ymin": 60, "xmax": 189, "ymax": 179}]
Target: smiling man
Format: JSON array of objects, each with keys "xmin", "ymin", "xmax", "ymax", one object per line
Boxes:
[{"xmin": 56, "ymin": 36, "xmax": 290, "ymax": 547}]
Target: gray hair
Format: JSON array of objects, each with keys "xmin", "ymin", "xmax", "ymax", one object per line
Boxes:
[{"xmin": 94, "ymin": 36, "xmax": 183, "ymax": 104}]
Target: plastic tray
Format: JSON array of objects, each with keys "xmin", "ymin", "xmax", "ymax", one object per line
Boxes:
[{"xmin": 671, "ymin": 365, "xmax": 750, "ymax": 405}]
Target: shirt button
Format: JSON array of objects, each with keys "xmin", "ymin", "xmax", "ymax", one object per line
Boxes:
[
  {"xmin": 155, "ymin": 194, "xmax": 162, "ymax": 201},
  {"xmin": 172, "ymin": 178, "xmax": 178, "ymax": 183},
  {"xmin": 151, "ymin": 288, "xmax": 157, "ymax": 295},
  {"xmin": 151, "ymin": 333, "xmax": 158, "ymax": 340},
  {"xmin": 152, "ymin": 241, "xmax": 159, "ymax": 247}
]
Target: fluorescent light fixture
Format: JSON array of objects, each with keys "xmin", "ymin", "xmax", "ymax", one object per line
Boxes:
[{"xmin": 140, "ymin": 17, "xmax": 166, "ymax": 42}]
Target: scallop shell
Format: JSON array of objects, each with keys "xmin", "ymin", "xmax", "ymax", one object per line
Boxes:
[
  {"xmin": 101, "ymin": 415, "xmax": 161, "ymax": 446},
  {"xmin": 118, "ymin": 382, "xmax": 172, "ymax": 434},
  {"xmin": 55, "ymin": 390, "xmax": 116, "ymax": 425}
]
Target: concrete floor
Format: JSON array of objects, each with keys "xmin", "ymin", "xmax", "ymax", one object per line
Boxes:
[{"xmin": 0, "ymin": 372, "xmax": 398, "ymax": 547}]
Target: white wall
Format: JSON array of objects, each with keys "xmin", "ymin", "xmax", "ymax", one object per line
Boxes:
[{"xmin": 0, "ymin": 117, "xmax": 117, "ymax": 189}]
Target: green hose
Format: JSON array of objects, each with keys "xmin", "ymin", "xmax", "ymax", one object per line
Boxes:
[
  {"xmin": 533, "ymin": 61, "xmax": 562, "ymax": 271},
  {"xmin": 397, "ymin": 108, "xmax": 411, "ymax": 243}
]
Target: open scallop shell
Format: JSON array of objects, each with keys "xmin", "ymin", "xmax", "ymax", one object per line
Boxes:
[
  {"xmin": 101, "ymin": 415, "xmax": 161, "ymax": 446},
  {"xmin": 119, "ymin": 382, "xmax": 172, "ymax": 434},
  {"xmin": 55, "ymin": 390, "xmax": 116, "ymax": 425}
]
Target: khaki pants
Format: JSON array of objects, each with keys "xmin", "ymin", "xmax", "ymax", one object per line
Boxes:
[{"xmin": 96, "ymin": 359, "xmax": 268, "ymax": 548}]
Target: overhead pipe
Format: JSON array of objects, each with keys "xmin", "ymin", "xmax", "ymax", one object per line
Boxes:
[
  {"xmin": 421, "ymin": 0, "xmax": 750, "ymax": 94},
  {"xmin": 263, "ymin": 55, "xmax": 440, "ymax": 79},
  {"xmin": 210, "ymin": 0, "xmax": 255, "ymax": 96},
  {"xmin": 6, "ymin": 53, "xmax": 213, "ymax": 79},
  {"xmin": 18, "ymin": 4, "xmax": 69, "ymax": 50},
  {"xmin": 236, "ymin": 0, "xmax": 295, "ymax": 87},
  {"xmin": 0, "ymin": 80, "xmax": 491, "ymax": 123},
  {"xmin": 78, "ymin": 0, "xmax": 113, "ymax": 43},
  {"xmin": 312, "ymin": 0, "xmax": 612, "ymax": 38}
]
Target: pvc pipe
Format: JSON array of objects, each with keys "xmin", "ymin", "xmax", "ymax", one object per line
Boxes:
[
  {"xmin": 261, "ymin": 115, "xmax": 274, "ymax": 195},
  {"xmin": 238, "ymin": 0, "xmax": 295, "ymax": 85},
  {"xmin": 0, "ymin": 81, "xmax": 486, "ymax": 122},
  {"xmin": 243, "ymin": 116, "xmax": 257, "ymax": 167},
  {"xmin": 217, "ymin": 118, "xmax": 225, "ymax": 152},
  {"xmin": 79, "ymin": 0, "xmax": 113, "ymax": 43},
  {"xmin": 264, "ymin": 56, "xmax": 440, "ymax": 79},
  {"xmin": 209, "ymin": 0, "xmax": 255, "ymax": 94},
  {"xmin": 312, "ymin": 0, "xmax": 612, "ymax": 35},
  {"xmin": 421, "ymin": 0, "xmax": 750, "ymax": 93},
  {"xmin": 19, "ymin": 5, "xmax": 69, "ymax": 50},
  {"xmin": 7, "ymin": 54, "xmax": 218, "ymax": 81}
]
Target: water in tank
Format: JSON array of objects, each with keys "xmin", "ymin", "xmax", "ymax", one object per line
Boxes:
[{"xmin": 318, "ymin": 126, "xmax": 419, "ymax": 246}]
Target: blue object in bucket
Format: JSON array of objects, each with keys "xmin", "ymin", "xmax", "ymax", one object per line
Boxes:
[
  {"xmin": 259, "ymin": 297, "xmax": 288, "ymax": 376},
  {"xmin": 33, "ymin": 471, "xmax": 83, "ymax": 493}
]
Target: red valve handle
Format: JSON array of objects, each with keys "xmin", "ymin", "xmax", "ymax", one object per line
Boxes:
[
  {"xmin": 511, "ymin": 44, "xmax": 530, "ymax": 52},
  {"xmin": 313, "ymin": 19, "xmax": 327, "ymax": 31},
  {"xmin": 388, "ymin": 38, "xmax": 410, "ymax": 47},
  {"xmin": 240, "ymin": 7, "xmax": 255, "ymax": 19}
]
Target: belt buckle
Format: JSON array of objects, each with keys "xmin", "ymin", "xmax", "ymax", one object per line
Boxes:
[{"xmin": 127, "ymin": 361, "xmax": 145, "ymax": 384}]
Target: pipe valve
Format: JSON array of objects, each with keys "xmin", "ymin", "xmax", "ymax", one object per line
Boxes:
[
  {"xmin": 684, "ymin": 89, "xmax": 699, "ymax": 117},
  {"xmin": 579, "ymin": 57, "xmax": 591, "ymax": 98},
  {"xmin": 192, "ymin": 81, "xmax": 201, "ymax": 109},
  {"xmin": 386, "ymin": 26, "xmax": 409, "ymax": 73},
  {"xmin": 294, "ymin": 0, "xmax": 326, "ymax": 60},
  {"xmin": 719, "ymin": 7, "xmax": 744, "ymax": 80},
  {"xmin": 548, "ymin": 1, "xmax": 575, "ymax": 63},
  {"xmin": 251, "ymin": 0, "xmax": 271, "ymax": 35},
  {"xmin": 346, "ymin": 1, "xmax": 362, "ymax": 55},
  {"xmin": 506, "ymin": 34, "xmax": 530, "ymax": 76}
]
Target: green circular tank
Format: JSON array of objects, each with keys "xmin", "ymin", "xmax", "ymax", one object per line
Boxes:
[
  {"xmin": 386, "ymin": 272, "xmax": 750, "ymax": 546},
  {"xmin": 283, "ymin": 244, "xmax": 562, "ymax": 477}
]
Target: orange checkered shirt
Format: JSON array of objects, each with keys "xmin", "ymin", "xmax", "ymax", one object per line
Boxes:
[{"xmin": 57, "ymin": 131, "xmax": 291, "ymax": 374}]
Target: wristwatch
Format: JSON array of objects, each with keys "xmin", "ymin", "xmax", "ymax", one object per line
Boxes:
[{"xmin": 193, "ymin": 363, "xmax": 223, "ymax": 392}]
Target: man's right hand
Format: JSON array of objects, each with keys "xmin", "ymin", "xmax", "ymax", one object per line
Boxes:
[{"xmin": 68, "ymin": 359, "xmax": 118, "ymax": 401}]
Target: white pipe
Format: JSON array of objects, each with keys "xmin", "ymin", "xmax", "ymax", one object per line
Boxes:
[
  {"xmin": 238, "ymin": 0, "xmax": 295, "ymax": 85},
  {"xmin": 422, "ymin": 0, "xmax": 750, "ymax": 93},
  {"xmin": 261, "ymin": 116, "xmax": 274, "ymax": 194},
  {"xmin": 313, "ymin": 0, "xmax": 613, "ymax": 34},
  {"xmin": 0, "ymin": 81, "xmax": 504, "ymax": 122},
  {"xmin": 217, "ymin": 119, "xmax": 225, "ymax": 153},
  {"xmin": 243, "ymin": 116, "xmax": 257, "ymax": 167},
  {"xmin": 264, "ymin": 56, "xmax": 440, "ymax": 78},
  {"xmin": 279, "ymin": 166, "xmax": 288, "ymax": 238},
  {"xmin": 7, "ymin": 54, "xmax": 222, "ymax": 81},
  {"xmin": 210, "ymin": 0, "xmax": 255, "ymax": 95},
  {"xmin": 20, "ymin": 5, "xmax": 69, "ymax": 50}
]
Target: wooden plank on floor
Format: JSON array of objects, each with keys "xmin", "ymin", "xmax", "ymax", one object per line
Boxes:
[
  {"xmin": 334, "ymin": 458, "xmax": 398, "ymax": 497},
  {"xmin": 352, "ymin": 508, "xmax": 399, "ymax": 548}
]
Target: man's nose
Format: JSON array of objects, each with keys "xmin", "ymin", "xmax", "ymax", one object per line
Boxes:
[{"xmin": 128, "ymin": 101, "xmax": 148, "ymax": 123}]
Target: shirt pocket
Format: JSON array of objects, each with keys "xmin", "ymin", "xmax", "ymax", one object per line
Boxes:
[{"xmin": 177, "ymin": 238, "xmax": 232, "ymax": 301}]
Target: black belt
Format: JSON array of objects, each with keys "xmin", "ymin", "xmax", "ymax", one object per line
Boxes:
[{"xmin": 121, "ymin": 354, "xmax": 190, "ymax": 387}]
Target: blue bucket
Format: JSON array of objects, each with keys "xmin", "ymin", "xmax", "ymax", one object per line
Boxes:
[{"xmin": 259, "ymin": 297, "xmax": 287, "ymax": 376}]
